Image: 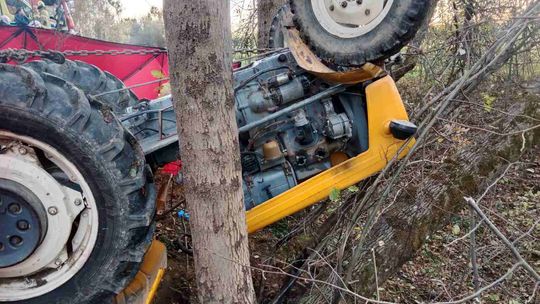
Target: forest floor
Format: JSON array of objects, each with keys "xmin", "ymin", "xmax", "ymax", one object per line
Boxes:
[
  {"xmin": 382, "ymin": 149, "xmax": 539, "ymax": 303},
  {"xmin": 153, "ymin": 146, "xmax": 538, "ymax": 304}
]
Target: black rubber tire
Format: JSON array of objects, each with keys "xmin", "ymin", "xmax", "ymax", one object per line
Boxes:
[
  {"xmin": 290, "ymin": 0, "xmax": 432, "ymax": 67},
  {"xmin": 24, "ymin": 59, "xmax": 139, "ymax": 113},
  {"xmin": 0, "ymin": 64, "xmax": 155, "ymax": 304},
  {"xmin": 268, "ymin": 5, "xmax": 290, "ymax": 49}
]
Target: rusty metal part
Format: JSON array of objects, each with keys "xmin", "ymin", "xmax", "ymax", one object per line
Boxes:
[
  {"xmin": 0, "ymin": 47, "xmax": 279, "ymax": 65},
  {"xmin": 155, "ymin": 174, "xmax": 173, "ymax": 216},
  {"xmin": 263, "ymin": 140, "xmax": 282, "ymax": 161},
  {"xmin": 0, "ymin": 48, "xmax": 168, "ymax": 64},
  {"xmin": 330, "ymin": 151, "xmax": 349, "ymax": 166},
  {"xmin": 285, "ymin": 28, "xmax": 386, "ymax": 84}
]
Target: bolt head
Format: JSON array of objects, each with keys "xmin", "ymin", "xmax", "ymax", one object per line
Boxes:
[
  {"xmin": 74, "ymin": 199, "xmax": 82, "ymax": 206},
  {"xmin": 329, "ymin": 4, "xmax": 334, "ymax": 11},
  {"xmin": 356, "ymin": 0, "xmax": 362, "ymax": 4},
  {"xmin": 48, "ymin": 206, "xmax": 58, "ymax": 215},
  {"xmin": 365, "ymin": 9, "xmax": 371, "ymax": 15},
  {"xmin": 18, "ymin": 147, "xmax": 27, "ymax": 155},
  {"xmin": 9, "ymin": 235, "xmax": 23, "ymax": 247},
  {"xmin": 54, "ymin": 259, "xmax": 62, "ymax": 266},
  {"xmin": 17, "ymin": 220, "xmax": 29, "ymax": 231},
  {"xmin": 8, "ymin": 203, "xmax": 21, "ymax": 214},
  {"xmin": 341, "ymin": 1, "xmax": 348, "ymax": 8}
]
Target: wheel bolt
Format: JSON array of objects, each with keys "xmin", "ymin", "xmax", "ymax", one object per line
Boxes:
[
  {"xmin": 341, "ymin": 1, "xmax": 348, "ymax": 8},
  {"xmin": 356, "ymin": 0, "xmax": 362, "ymax": 4},
  {"xmin": 8, "ymin": 203, "xmax": 21, "ymax": 214},
  {"xmin": 329, "ymin": 4, "xmax": 334, "ymax": 11},
  {"xmin": 17, "ymin": 220, "xmax": 29, "ymax": 231},
  {"xmin": 74, "ymin": 199, "xmax": 82, "ymax": 206},
  {"xmin": 18, "ymin": 147, "xmax": 27, "ymax": 155},
  {"xmin": 365, "ymin": 9, "xmax": 371, "ymax": 15},
  {"xmin": 48, "ymin": 206, "xmax": 58, "ymax": 215},
  {"xmin": 9, "ymin": 235, "xmax": 23, "ymax": 247}
]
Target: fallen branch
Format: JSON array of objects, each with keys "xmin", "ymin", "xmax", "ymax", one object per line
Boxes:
[{"xmin": 465, "ymin": 197, "xmax": 540, "ymax": 281}]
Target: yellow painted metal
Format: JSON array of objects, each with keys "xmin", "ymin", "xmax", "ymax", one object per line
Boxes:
[
  {"xmin": 246, "ymin": 75, "xmax": 415, "ymax": 233},
  {"xmin": 115, "ymin": 240, "xmax": 167, "ymax": 304},
  {"xmin": 0, "ymin": 0, "xmax": 15, "ymax": 20},
  {"xmin": 145, "ymin": 269, "xmax": 165, "ymax": 304},
  {"xmin": 0, "ymin": 0, "xmax": 31, "ymax": 20}
]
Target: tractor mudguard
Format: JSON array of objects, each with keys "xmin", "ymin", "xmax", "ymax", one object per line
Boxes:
[{"xmin": 246, "ymin": 75, "xmax": 415, "ymax": 233}]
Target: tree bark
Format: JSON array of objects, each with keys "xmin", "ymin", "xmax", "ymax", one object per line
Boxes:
[
  {"xmin": 163, "ymin": 1, "xmax": 255, "ymax": 303},
  {"xmin": 257, "ymin": 0, "xmax": 287, "ymax": 48}
]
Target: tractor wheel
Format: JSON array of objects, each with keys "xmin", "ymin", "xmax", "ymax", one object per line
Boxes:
[
  {"xmin": 289, "ymin": 0, "xmax": 432, "ymax": 67},
  {"xmin": 0, "ymin": 64, "xmax": 155, "ymax": 303},
  {"xmin": 24, "ymin": 59, "xmax": 139, "ymax": 113},
  {"xmin": 268, "ymin": 4, "xmax": 290, "ymax": 49}
]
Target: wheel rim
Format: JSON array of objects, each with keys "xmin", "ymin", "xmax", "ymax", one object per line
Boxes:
[
  {"xmin": 311, "ymin": 0, "xmax": 394, "ymax": 38},
  {"xmin": 0, "ymin": 131, "xmax": 99, "ymax": 301}
]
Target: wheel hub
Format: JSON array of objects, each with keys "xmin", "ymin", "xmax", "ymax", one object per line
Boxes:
[
  {"xmin": 0, "ymin": 131, "xmax": 98, "ymax": 301},
  {"xmin": 0, "ymin": 181, "xmax": 46, "ymax": 268},
  {"xmin": 312, "ymin": 0, "xmax": 393, "ymax": 38}
]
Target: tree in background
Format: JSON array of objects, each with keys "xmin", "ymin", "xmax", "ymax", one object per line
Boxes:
[
  {"xmin": 163, "ymin": 0, "xmax": 256, "ymax": 302},
  {"xmin": 70, "ymin": 1, "xmax": 165, "ymax": 47},
  {"xmin": 257, "ymin": 0, "xmax": 286, "ymax": 48},
  {"xmin": 128, "ymin": 6, "xmax": 165, "ymax": 47},
  {"xmin": 72, "ymin": 0, "xmax": 122, "ymax": 40}
]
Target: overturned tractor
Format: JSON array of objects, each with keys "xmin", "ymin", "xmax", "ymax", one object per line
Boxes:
[{"xmin": 0, "ymin": 1, "xmax": 433, "ymax": 303}]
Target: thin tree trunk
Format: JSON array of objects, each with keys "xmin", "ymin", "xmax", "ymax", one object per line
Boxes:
[
  {"xmin": 163, "ymin": 1, "xmax": 255, "ymax": 303},
  {"xmin": 258, "ymin": 0, "xmax": 287, "ymax": 49}
]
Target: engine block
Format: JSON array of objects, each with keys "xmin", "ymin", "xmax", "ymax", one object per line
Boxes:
[{"xmin": 120, "ymin": 51, "xmax": 370, "ymax": 210}]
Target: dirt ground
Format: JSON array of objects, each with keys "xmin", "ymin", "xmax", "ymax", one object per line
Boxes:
[{"xmin": 152, "ymin": 149, "xmax": 539, "ymax": 304}]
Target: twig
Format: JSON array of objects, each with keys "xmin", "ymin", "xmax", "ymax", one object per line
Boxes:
[
  {"xmin": 438, "ymin": 118, "xmax": 540, "ymax": 137},
  {"xmin": 469, "ymin": 206, "xmax": 480, "ymax": 296},
  {"xmin": 526, "ymin": 282, "xmax": 539, "ymax": 304},
  {"xmin": 372, "ymin": 249, "xmax": 381, "ymax": 302},
  {"xmin": 465, "ymin": 197, "xmax": 540, "ymax": 281},
  {"xmin": 432, "ymin": 263, "xmax": 523, "ymax": 304}
]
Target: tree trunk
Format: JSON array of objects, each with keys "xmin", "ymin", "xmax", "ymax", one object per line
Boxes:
[
  {"xmin": 163, "ymin": 1, "xmax": 255, "ymax": 303},
  {"xmin": 257, "ymin": 0, "xmax": 287, "ymax": 49}
]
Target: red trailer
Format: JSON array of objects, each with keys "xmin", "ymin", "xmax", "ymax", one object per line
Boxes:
[{"xmin": 0, "ymin": 25, "xmax": 169, "ymax": 100}]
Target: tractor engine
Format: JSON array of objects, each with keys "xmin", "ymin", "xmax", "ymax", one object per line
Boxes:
[{"xmin": 122, "ymin": 51, "xmax": 369, "ymax": 210}]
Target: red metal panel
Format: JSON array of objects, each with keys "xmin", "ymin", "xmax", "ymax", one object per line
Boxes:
[{"xmin": 0, "ymin": 25, "xmax": 169, "ymax": 100}]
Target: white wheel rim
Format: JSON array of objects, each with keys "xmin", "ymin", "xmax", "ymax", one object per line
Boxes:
[
  {"xmin": 0, "ymin": 131, "xmax": 99, "ymax": 301},
  {"xmin": 311, "ymin": 0, "xmax": 394, "ymax": 38}
]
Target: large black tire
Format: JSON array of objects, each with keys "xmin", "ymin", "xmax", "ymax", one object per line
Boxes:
[
  {"xmin": 24, "ymin": 59, "xmax": 139, "ymax": 113},
  {"xmin": 290, "ymin": 0, "xmax": 432, "ymax": 67},
  {"xmin": 268, "ymin": 5, "xmax": 290, "ymax": 49},
  {"xmin": 0, "ymin": 64, "xmax": 155, "ymax": 303}
]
